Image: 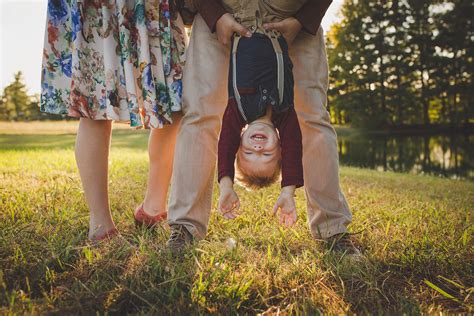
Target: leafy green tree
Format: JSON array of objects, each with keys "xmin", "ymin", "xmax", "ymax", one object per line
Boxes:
[
  {"xmin": 328, "ymin": 0, "xmax": 395, "ymax": 128},
  {"xmin": 327, "ymin": 0, "xmax": 472, "ymax": 128},
  {"xmin": 405, "ymin": 0, "xmax": 437, "ymax": 126},
  {"xmin": 432, "ymin": 0, "xmax": 473, "ymax": 126},
  {"xmin": 0, "ymin": 71, "xmax": 41, "ymax": 121}
]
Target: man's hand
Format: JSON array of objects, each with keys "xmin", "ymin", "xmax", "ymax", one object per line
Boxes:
[
  {"xmin": 218, "ymin": 177, "xmax": 240, "ymax": 219},
  {"xmin": 216, "ymin": 13, "xmax": 252, "ymax": 46},
  {"xmin": 272, "ymin": 186, "xmax": 297, "ymax": 227},
  {"xmin": 263, "ymin": 17, "xmax": 302, "ymax": 45}
]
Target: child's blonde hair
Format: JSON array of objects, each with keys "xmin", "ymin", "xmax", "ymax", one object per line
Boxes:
[{"xmin": 235, "ymin": 155, "xmax": 281, "ymax": 190}]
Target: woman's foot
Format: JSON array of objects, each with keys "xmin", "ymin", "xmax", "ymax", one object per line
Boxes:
[
  {"xmin": 88, "ymin": 213, "xmax": 117, "ymax": 240},
  {"xmin": 134, "ymin": 203, "xmax": 167, "ymax": 228},
  {"xmin": 89, "ymin": 227, "xmax": 119, "ymax": 242}
]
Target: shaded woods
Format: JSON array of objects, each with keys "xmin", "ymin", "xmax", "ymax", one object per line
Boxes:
[{"xmin": 327, "ymin": 0, "xmax": 473, "ymax": 129}]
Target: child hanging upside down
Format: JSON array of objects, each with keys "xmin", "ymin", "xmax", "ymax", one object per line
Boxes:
[{"xmin": 217, "ymin": 26, "xmax": 303, "ymax": 227}]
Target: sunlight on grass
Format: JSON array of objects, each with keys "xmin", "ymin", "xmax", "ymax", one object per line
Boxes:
[
  {"xmin": 0, "ymin": 122, "xmax": 472, "ymax": 314},
  {"xmin": 0, "ymin": 120, "xmax": 133, "ymax": 135}
]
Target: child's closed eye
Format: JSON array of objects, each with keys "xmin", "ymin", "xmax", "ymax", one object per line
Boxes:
[{"xmin": 244, "ymin": 152, "xmax": 273, "ymax": 157}]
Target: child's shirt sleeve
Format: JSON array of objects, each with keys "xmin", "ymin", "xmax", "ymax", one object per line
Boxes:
[
  {"xmin": 275, "ymin": 107, "xmax": 304, "ymax": 188},
  {"xmin": 218, "ymin": 99, "xmax": 246, "ymax": 183}
]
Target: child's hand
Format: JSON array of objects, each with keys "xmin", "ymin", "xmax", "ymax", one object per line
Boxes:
[
  {"xmin": 272, "ymin": 186, "xmax": 297, "ymax": 227},
  {"xmin": 219, "ymin": 188, "xmax": 240, "ymax": 219},
  {"xmin": 218, "ymin": 177, "xmax": 240, "ymax": 219}
]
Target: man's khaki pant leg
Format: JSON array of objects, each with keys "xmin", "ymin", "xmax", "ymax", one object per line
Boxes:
[
  {"xmin": 168, "ymin": 14, "xmax": 229, "ymax": 239},
  {"xmin": 290, "ymin": 28, "xmax": 352, "ymax": 239}
]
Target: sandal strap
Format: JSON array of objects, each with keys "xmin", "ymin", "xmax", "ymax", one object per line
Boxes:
[{"xmin": 134, "ymin": 203, "xmax": 167, "ymax": 226}]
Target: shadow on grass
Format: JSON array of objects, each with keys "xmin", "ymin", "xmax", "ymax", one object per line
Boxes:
[
  {"xmin": 0, "ymin": 222, "xmax": 201, "ymax": 314},
  {"xmin": 321, "ymin": 246, "xmax": 472, "ymax": 314},
  {"xmin": 55, "ymin": 231, "xmax": 211, "ymax": 314},
  {"xmin": 2, "ymin": 225, "xmax": 471, "ymax": 313},
  {"xmin": 0, "ymin": 130, "xmax": 149, "ymax": 151},
  {"xmin": 321, "ymin": 253, "xmax": 422, "ymax": 314}
]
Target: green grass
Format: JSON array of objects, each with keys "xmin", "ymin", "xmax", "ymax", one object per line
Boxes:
[{"xmin": 0, "ymin": 122, "xmax": 472, "ymax": 314}]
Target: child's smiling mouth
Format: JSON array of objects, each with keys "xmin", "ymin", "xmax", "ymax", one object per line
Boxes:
[{"xmin": 250, "ymin": 133, "xmax": 268, "ymax": 142}]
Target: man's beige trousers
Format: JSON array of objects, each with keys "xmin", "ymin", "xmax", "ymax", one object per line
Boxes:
[{"xmin": 168, "ymin": 14, "xmax": 352, "ymax": 239}]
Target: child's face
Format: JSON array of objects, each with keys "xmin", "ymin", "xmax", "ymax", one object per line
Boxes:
[{"xmin": 237, "ymin": 122, "xmax": 281, "ymax": 176}]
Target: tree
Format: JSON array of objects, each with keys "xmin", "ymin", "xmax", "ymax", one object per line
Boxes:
[
  {"xmin": 432, "ymin": 0, "xmax": 473, "ymax": 126},
  {"xmin": 0, "ymin": 71, "xmax": 41, "ymax": 121},
  {"xmin": 327, "ymin": 0, "xmax": 472, "ymax": 129}
]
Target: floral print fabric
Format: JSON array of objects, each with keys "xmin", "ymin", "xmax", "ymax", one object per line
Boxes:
[{"xmin": 41, "ymin": 0, "xmax": 187, "ymax": 128}]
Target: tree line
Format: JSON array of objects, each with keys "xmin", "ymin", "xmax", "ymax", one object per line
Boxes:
[
  {"xmin": 327, "ymin": 0, "xmax": 473, "ymax": 129},
  {"xmin": 2, "ymin": 1, "xmax": 472, "ymax": 129},
  {"xmin": 0, "ymin": 72, "xmax": 60, "ymax": 121},
  {"xmin": 0, "ymin": 72, "xmax": 40, "ymax": 121}
]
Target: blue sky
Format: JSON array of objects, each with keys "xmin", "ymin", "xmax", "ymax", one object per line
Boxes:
[{"xmin": 0, "ymin": 0, "xmax": 343, "ymax": 94}]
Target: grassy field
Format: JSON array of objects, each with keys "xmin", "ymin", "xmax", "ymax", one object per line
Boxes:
[{"xmin": 0, "ymin": 121, "xmax": 472, "ymax": 314}]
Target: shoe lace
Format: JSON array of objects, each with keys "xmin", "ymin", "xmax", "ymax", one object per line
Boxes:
[
  {"xmin": 169, "ymin": 226, "xmax": 186, "ymax": 243},
  {"xmin": 336, "ymin": 234, "xmax": 353, "ymax": 247},
  {"xmin": 328, "ymin": 233, "xmax": 353, "ymax": 250}
]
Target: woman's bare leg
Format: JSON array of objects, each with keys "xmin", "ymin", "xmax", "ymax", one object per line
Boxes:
[
  {"xmin": 75, "ymin": 118, "xmax": 115, "ymax": 239},
  {"xmin": 142, "ymin": 113, "xmax": 182, "ymax": 215}
]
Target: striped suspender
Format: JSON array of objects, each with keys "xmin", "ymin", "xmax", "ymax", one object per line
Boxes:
[
  {"xmin": 232, "ymin": 34, "xmax": 248, "ymax": 121},
  {"xmin": 267, "ymin": 31, "xmax": 285, "ymax": 107}
]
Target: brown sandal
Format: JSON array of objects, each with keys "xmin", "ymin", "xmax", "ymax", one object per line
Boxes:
[{"xmin": 134, "ymin": 203, "xmax": 167, "ymax": 228}]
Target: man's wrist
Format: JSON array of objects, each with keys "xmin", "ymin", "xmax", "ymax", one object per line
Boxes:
[
  {"xmin": 216, "ymin": 13, "xmax": 232, "ymax": 33},
  {"xmin": 289, "ymin": 17, "xmax": 303, "ymax": 30}
]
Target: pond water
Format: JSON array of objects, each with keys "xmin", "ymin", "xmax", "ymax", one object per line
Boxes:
[{"xmin": 337, "ymin": 132, "xmax": 473, "ymax": 180}]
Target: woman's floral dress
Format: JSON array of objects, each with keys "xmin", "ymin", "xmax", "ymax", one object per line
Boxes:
[{"xmin": 41, "ymin": 0, "xmax": 187, "ymax": 128}]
